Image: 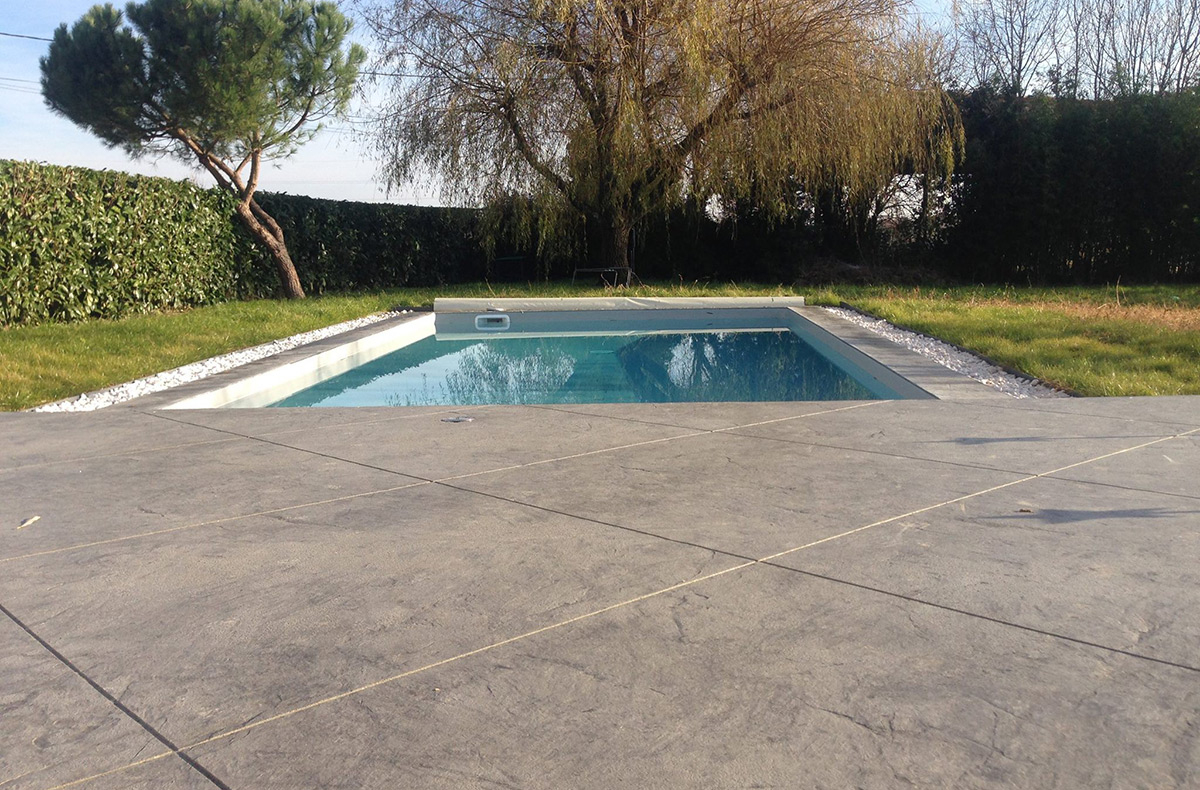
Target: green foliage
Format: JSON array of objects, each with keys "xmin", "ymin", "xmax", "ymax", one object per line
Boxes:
[
  {"xmin": 0, "ymin": 290, "xmax": 407, "ymax": 410},
  {"xmin": 0, "ymin": 161, "xmax": 507, "ymax": 326},
  {"xmin": 0, "ymin": 160, "xmax": 256, "ymax": 325},
  {"xmin": 829, "ymin": 291, "xmax": 1200, "ymax": 396},
  {"xmin": 42, "ymin": 0, "xmax": 365, "ymax": 161},
  {"xmin": 949, "ymin": 87, "xmax": 1200, "ymax": 283},
  {"xmin": 255, "ymin": 194, "xmax": 486, "ymax": 293},
  {"xmin": 372, "ymin": 0, "xmax": 957, "ymax": 271},
  {"xmin": 38, "ymin": 5, "xmax": 151, "ymax": 150}
]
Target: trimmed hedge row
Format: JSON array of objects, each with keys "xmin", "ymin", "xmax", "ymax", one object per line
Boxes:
[
  {"xmin": 950, "ymin": 88, "xmax": 1200, "ymax": 283},
  {"xmin": 256, "ymin": 193, "xmax": 486, "ymax": 294},
  {"xmin": 0, "ymin": 160, "xmax": 257, "ymax": 325}
]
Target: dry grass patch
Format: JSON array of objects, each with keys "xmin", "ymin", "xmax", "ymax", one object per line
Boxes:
[{"xmin": 972, "ymin": 299, "xmax": 1200, "ymax": 332}]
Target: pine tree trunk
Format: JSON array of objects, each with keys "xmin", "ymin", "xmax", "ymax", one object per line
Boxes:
[
  {"xmin": 267, "ymin": 239, "xmax": 305, "ymax": 300},
  {"xmin": 236, "ymin": 204, "xmax": 305, "ymax": 299}
]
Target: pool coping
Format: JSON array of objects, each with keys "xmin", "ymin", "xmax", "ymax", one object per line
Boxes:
[
  {"xmin": 434, "ymin": 296, "xmax": 810, "ymax": 312},
  {"xmin": 121, "ymin": 300, "xmax": 1006, "ymax": 410},
  {"xmin": 121, "ymin": 312, "xmax": 438, "ymax": 411},
  {"xmin": 796, "ymin": 308, "xmax": 1009, "ymax": 401}
]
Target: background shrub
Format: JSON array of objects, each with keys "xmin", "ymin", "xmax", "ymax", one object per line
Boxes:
[
  {"xmin": 0, "ymin": 161, "xmax": 498, "ymax": 326},
  {"xmin": 255, "ymin": 193, "xmax": 485, "ymax": 294},
  {"xmin": 947, "ymin": 88, "xmax": 1200, "ymax": 283},
  {"xmin": 8, "ymin": 92, "xmax": 1200, "ymax": 331}
]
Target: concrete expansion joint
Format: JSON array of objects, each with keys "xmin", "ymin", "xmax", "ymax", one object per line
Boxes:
[{"xmin": 0, "ymin": 602, "xmax": 232, "ymax": 790}]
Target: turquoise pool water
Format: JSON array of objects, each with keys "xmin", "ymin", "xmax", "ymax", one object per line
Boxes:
[{"xmin": 270, "ymin": 329, "xmax": 887, "ymax": 407}]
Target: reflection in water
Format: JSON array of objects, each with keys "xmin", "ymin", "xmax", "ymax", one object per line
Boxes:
[
  {"xmin": 272, "ymin": 330, "xmax": 881, "ymax": 407},
  {"xmin": 431, "ymin": 339, "xmax": 576, "ymax": 405},
  {"xmin": 618, "ymin": 332, "xmax": 875, "ymax": 402}
]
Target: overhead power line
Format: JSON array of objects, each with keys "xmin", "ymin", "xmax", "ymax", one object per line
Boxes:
[
  {"xmin": 0, "ymin": 31, "xmax": 53, "ymax": 42},
  {"xmin": 0, "ymin": 84, "xmax": 41, "ymax": 95}
]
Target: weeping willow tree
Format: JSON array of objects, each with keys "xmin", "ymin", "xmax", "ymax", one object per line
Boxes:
[{"xmin": 368, "ymin": 0, "xmax": 961, "ymax": 276}]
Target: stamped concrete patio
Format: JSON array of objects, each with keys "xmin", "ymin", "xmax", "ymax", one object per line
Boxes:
[{"xmin": 3, "ymin": 389, "xmax": 1199, "ymax": 787}]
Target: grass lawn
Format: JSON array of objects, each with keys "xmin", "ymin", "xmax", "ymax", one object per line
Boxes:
[
  {"xmin": 2, "ymin": 282, "xmax": 1198, "ymax": 410},
  {"xmin": 806, "ymin": 285, "xmax": 1200, "ymax": 397}
]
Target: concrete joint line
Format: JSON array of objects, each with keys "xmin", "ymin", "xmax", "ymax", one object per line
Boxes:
[
  {"xmin": 245, "ymin": 405, "xmax": 491, "ymax": 439},
  {"xmin": 0, "ymin": 602, "xmax": 232, "ymax": 790},
  {"xmin": 525, "ymin": 400, "xmax": 883, "ymax": 435},
  {"xmin": 435, "ymin": 401, "xmax": 886, "ymax": 484},
  {"xmin": 2, "ymin": 403, "xmax": 881, "ymax": 565},
  {"xmin": 758, "ymin": 426, "xmax": 1200, "ymax": 566},
  {"xmin": 1040, "ymin": 474, "xmax": 1200, "ymax": 502},
  {"xmin": 974, "ymin": 402, "xmax": 1200, "ymax": 431},
  {"xmin": 435, "ymin": 431, "xmax": 711, "ymax": 482},
  {"xmin": 0, "ymin": 406, "xmax": 490, "ymax": 474},
  {"xmin": 0, "ymin": 482, "xmax": 432, "ymax": 564},
  {"xmin": 40, "ymin": 560, "xmax": 761, "ymax": 790},
  {"xmin": 757, "ymin": 561, "xmax": 1200, "ymax": 674},
  {"xmin": 41, "ymin": 424, "xmax": 1200, "ymax": 790},
  {"xmin": 0, "ymin": 436, "xmax": 243, "ymax": 474},
  {"xmin": 758, "ymin": 425, "xmax": 1200, "ymax": 566},
  {"xmin": 719, "ymin": 430, "xmax": 1034, "ymax": 477}
]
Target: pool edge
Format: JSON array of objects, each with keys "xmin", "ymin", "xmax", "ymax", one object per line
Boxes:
[{"xmin": 126, "ymin": 301, "xmax": 1007, "ymax": 410}]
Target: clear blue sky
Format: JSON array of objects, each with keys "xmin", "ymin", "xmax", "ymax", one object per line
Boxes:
[
  {"xmin": 1, "ymin": 1, "xmax": 952, "ymax": 206},
  {"xmin": 0, "ymin": 1, "xmax": 431, "ymax": 204}
]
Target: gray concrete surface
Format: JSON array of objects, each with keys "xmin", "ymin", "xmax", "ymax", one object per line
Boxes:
[{"xmin": 2, "ymin": 395, "xmax": 1198, "ymax": 789}]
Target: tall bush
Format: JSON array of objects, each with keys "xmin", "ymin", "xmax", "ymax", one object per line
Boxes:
[
  {"xmin": 948, "ymin": 88, "xmax": 1200, "ymax": 283},
  {"xmin": 255, "ymin": 193, "xmax": 485, "ymax": 293},
  {"xmin": 0, "ymin": 160, "xmax": 256, "ymax": 325},
  {"xmin": 0, "ymin": 160, "xmax": 510, "ymax": 327}
]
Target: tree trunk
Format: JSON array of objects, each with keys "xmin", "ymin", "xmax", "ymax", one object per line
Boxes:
[
  {"xmin": 914, "ymin": 172, "xmax": 927, "ymax": 246},
  {"xmin": 586, "ymin": 123, "xmax": 634, "ymax": 285},
  {"xmin": 235, "ymin": 203, "xmax": 305, "ymax": 299},
  {"xmin": 587, "ymin": 211, "xmax": 633, "ymax": 286}
]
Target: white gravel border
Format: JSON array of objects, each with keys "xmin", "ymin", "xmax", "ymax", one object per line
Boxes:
[
  {"xmin": 31, "ymin": 305, "xmax": 1067, "ymax": 412},
  {"xmin": 32, "ymin": 311, "xmax": 407, "ymax": 412},
  {"xmin": 822, "ymin": 306, "xmax": 1068, "ymax": 399}
]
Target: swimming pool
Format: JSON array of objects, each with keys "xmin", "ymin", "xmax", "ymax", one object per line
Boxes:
[{"xmin": 165, "ymin": 298, "xmax": 934, "ymax": 408}]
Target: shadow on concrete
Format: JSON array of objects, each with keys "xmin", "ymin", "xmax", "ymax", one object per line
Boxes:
[
  {"xmin": 981, "ymin": 507, "xmax": 1200, "ymax": 524},
  {"xmin": 934, "ymin": 435, "xmax": 1149, "ymax": 446}
]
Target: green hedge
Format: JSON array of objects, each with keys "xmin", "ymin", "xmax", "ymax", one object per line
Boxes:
[
  {"xmin": 948, "ymin": 88, "xmax": 1200, "ymax": 283},
  {"xmin": 0, "ymin": 161, "xmax": 503, "ymax": 326},
  {"xmin": 0, "ymin": 160, "xmax": 257, "ymax": 325},
  {"xmin": 255, "ymin": 193, "xmax": 486, "ymax": 294}
]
